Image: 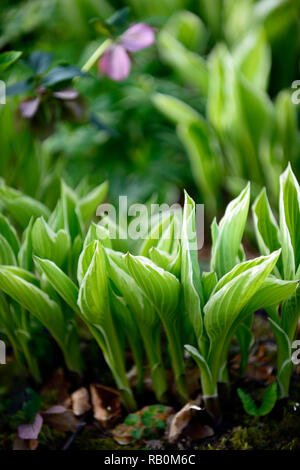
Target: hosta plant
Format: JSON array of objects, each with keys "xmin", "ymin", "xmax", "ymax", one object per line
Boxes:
[
  {"xmin": 252, "ymin": 164, "xmax": 300, "ymax": 398},
  {"xmin": 154, "ymin": 18, "xmax": 300, "ymax": 214},
  {"xmin": 36, "ymin": 207, "xmax": 186, "ymax": 409},
  {"xmin": 181, "ymin": 185, "xmax": 297, "ymax": 420},
  {"xmin": 0, "ymin": 177, "xmax": 108, "ymax": 379}
]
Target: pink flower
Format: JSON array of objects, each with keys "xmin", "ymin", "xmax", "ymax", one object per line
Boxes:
[{"xmin": 99, "ymin": 23, "xmax": 155, "ymax": 81}]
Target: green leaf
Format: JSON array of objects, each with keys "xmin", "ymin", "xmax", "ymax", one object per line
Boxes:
[
  {"xmin": 157, "ymin": 31, "xmax": 208, "ymax": 95},
  {"xmin": 0, "ymin": 265, "xmax": 39, "ymax": 286},
  {"xmin": 109, "ymin": 285, "xmax": 144, "ymax": 391},
  {"xmin": 105, "ymin": 249, "xmax": 158, "ymax": 329},
  {"xmin": 18, "ymin": 218, "xmax": 34, "ymax": 271},
  {"xmin": 139, "ymin": 210, "xmax": 177, "ymax": 258},
  {"xmin": 210, "ymin": 183, "xmax": 250, "ymax": 278},
  {"xmin": 279, "ymin": 164, "xmax": 300, "ymax": 280},
  {"xmin": 238, "ymin": 383, "xmax": 278, "ymax": 416},
  {"xmin": 205, "ymin": 251, "xmax": 281, "ymax": 349},
  {"xmin": 242, "ymin": 276, "xmax": 298, "ymax": 317},
  {"xmin": 32, "ymin": 217, "xmax": 70, "ymax": 267},
  {"xmin": 0, "ymin": 266, "xmax": 65, "ymax": 343},
  {"xmin": 152, "ymin": 93, "xmax": 200, "ymax": 125},
  {"xmin": 201, "ymin": 271, "xmax": 217, "ymax": 305},
  {"xmin": 0, "ymin": 51, "xmax": 22, "ymax": 71},
  {"xmin": 124, "ymin": 413, "xmax": 140, "ymax": 426},
  {"xmin": 181, "ymin": 192, "xmax": 202, "ymax": 340},
  {"xmin": 61, "ymin": 180, "xmax": 83, "ymax": 242},
  {"xmin": 125, "ymin": 254, "xmax": 180, "ymax": 322},
  {"xmin": 77, "ymin": 240, "xmax": 97, "ymax": 285},
  {"xmin": 184, "ymin": 344, "xmax": 215, "ymax": 396},
  {"xmin": 0, "ymin": 234, "xmax": 17, "ymax": 265},
  {"xmin": 268, "ymin": 316, "xmax": 293, "ymax": 398},
  {"xmin": 252, "ymin": 188, "xmax": 283, "ymax": 277},
  {"xmin": 163, "ymin": 10, "xmax": 207, "ymax": 53},
  {"xmin": 34, "ymin": 257, "xmax": 80, "ymax": 314},
  {"xmin": 105, "ymin": 248, "xmax": 167, "ymax": 402},
  {"xmin": 78, "ymin": 241, "xmax": 110, "ymax": 325},
  {"xmin": 28, "ymin": 50, "xmax": 53, "ymax": 74},
  {"xmin": 41, "ymin": 65, "xmax": 87, "ymax": 87},
  {"xmin": 126, "ymin": 253, "xmax": 187, "ymax": 400},
  {"xmin": 178, "ymin": 119, "xmax": 222, "ymax": 213},
  {"xmin": 78, "ymin": 241, "xmax": 136, "ymax": 410},
  {"xmin": 84, "ymin": 222, "xmax": 112, "ymax": 249},
  {"xmin": 6, "ymin": 78, "xmax": 34, "ymax": 96},
  {"xmin": 0, "ymin": 213, "xmax": 20, "ymax": 257},
  {"xmin": 79, "ymin": 181, "xmax": 108, "ymax": 223},
  {"xmin": 0, "ymin": 184, "xmax": 50, "ymax": 228},
  {"xmin": 233, "ymin": 28, "xmax": 271, "ymax": 90}
]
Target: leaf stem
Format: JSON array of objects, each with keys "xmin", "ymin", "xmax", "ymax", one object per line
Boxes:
[{"xmin": 81, "ymin": 39, "xmax": 112, "ymax": 73}]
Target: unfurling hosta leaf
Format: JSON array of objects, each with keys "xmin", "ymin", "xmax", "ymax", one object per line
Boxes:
[
  {"xmin": 0, "ymin": 291, "xmax": 41, "ymax": 381},
  {"xmin": 157, "ymin": 30, "xmax": 208, "ymax": 94},
  {"xmin": 201, "ymin": 271, "xmax": 217, "ymax": 304},
  {"xmin": 205, "ymin": 251, "xmax": 281, "ymax": 342},
  {"xmin": 79, "ymin": 181, "xmax": 108, "ymax": 224},
  {"xmin": 0, "ymin": 234, "xmax": 17, "ymax": 265},
  {"xmin": 234, "ymin": 276, "xmax": 298, "ymax": 374},
  {"xmin": 163, "ymin": 10, "xmax": 207, "ymax": 53},
  {"xmin": 279, "ymin": 164, "xmax": 300, "ymax": 280},
  {"xmin": 125, "ymin": 254, "xmax": 180, "ymax": 321},
  {"xmin": 0, "ymin": 265, "xmax": 82, "ymax": 373},
  {"xmin": 32, "ymin": 217, "xmax": 70, "ymax": 267},
  {"xmin": 78, "ymin": 241, "xmax": 136, "ymax": 410},
  {"xmin": 0, "ymin": 183, "xmax": 50, "ymax": 228},
  {"xmin": 152, "ymin": 93, "xmax": 200, "ymax": 125},
  {"xmin": 109, "ymin": 286, "xmax": 144, "ymax": 393},
  {"xmin": 0, "ymin": 213, "xmax": 20, "ymax": 257},
  {"xmin": 210, "ymin": 183, "xmax": 250, "ymax": 278},
  {"xmin": 204, "ymin": 251, "xmax": 281, "ymax": 388},
  {"xmin": 242, "ymin": 277, "xmax": 298, "ymax": 318},
  {"xmin": 77, "ymin": 240, "xmax": 98, "ymax": 285},
  {"xmin": 61, "ymin": 181, "xmax": 83, "ymax": 242},
  {"xmin": 78, "ymin": 242, "xmax": 110, "ymax": 326},
  {"xmin": 105, "ymin": 248, "xmax": 168, "ymax": 402},
  {"xmin": 238, "ymin": 383, "xmax": 278, "ymax": 417},
  {"xmin": 126, "ymin": 253, "xmax": 188, "ymax": 400},
  {"xmin": 83, "ymin": 223, "xmax": 112, "ymax": 249},
  {"xmin": 181, "ymin": 192, "xmax": 202, "ymax": 341},
  {"xmin": 34, "ymin": 257, "xmax": 80, "ymax": 314},
  {"xmin": 252, "ymin": 188, "xmax": 283, "ymax": 278},
  {"xmin": 233, "ymin": 28, "xmax": 271, "ymax": 90},
  {"xmin": 139, "ymin": 210, "xmax": 177, "ymax": 258},
  {"xmin": 178, "ymin": 120, "xmax": 223, "ymax": 213}
]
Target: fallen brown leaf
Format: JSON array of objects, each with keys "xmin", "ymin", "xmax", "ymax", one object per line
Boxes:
[
  {"xmin": 13, "ymin": 437, "xmax": 39, "ymax": 451},
  {"xmin": 90, "ymin": 384, "xmax": 121, "ymax": 427},
  {"xmin": 168, "ymin": 395, "xmax": 205, "ymax": 443},
  {"xmin": 13, "ymin": 437, "xmax": 39, "ymax": 450},
  {"xmin": 111, "ymin": 423, "xmax": 134, "ymax": 445},
  {"xmin": 42, "ymin": 405, "xmax": 79, "ymax": 432},
  {"xmin": 71, "ymin": 387, "xmax": 91, "ymax": 416}
]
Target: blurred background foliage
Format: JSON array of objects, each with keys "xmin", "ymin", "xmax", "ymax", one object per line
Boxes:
[{"xmin": 0, "ymin": 0, "xmax": 299, "ymax": 218}]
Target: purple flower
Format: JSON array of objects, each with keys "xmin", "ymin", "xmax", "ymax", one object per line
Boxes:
[
  {"xmin": 19, "ymin": 97, "xmax": 40, "ymax": 118},
  {"xmin": 99, "ymin": 23, "xmax": 155, "ymax": 81},
  {"xmin": 19, "ymin": 87, "xmax": 79, "ymax": 119},
  {"xmin": 18, "ymin": 413, "xmax": 43, "ymax": 440}
]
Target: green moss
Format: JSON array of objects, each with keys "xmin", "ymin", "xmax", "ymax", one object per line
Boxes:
[
  {"xmin": 0, "ymin": 431, "xmax": 15, "ymax": 450},
  {"xmin": 197, "ymin": 402, "xmax": 300, "ymax": 451},
  {"xmin": 72, "ymin": 429, "xmax": 142, "ymax": 451}
]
